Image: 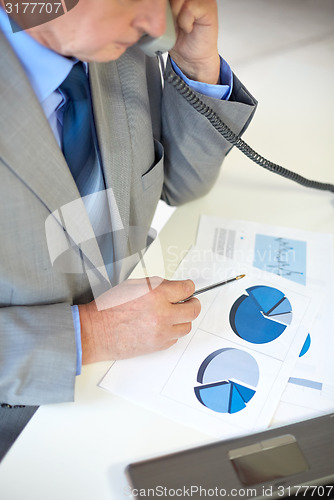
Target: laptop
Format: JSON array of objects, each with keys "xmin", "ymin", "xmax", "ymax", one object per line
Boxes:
[{"xmin": 126, "ymin": 412, "xmax": 334, "ymax": 499}]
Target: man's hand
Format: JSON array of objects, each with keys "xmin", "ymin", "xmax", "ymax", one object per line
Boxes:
[
  {"xmin": 169, "ymin": 0, "xmax": 220, "ymax": 84},
  {"xmin": 79, "ymin": 277, "xmax": 201, "ymax": 363}
]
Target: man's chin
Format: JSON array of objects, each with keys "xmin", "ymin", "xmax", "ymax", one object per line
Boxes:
[{"xmin": 83, "ymin": 45, "xmax": 130, "ymax": 63}]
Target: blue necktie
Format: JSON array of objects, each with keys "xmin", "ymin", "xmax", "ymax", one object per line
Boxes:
[
  {"xmin": 59, "ymin": 63, "xmax": 114, "ymax": 278},
  {"xmin": 60, "ymin": 62, "xmax": 98, "ymax": 197}
]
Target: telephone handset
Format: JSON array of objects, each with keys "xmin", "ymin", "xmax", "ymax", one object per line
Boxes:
[
  {"xmin": 137, "ymin": 2, "xmax": 176, "ymax": 57},
  {"xmin": 138, "ymin": 3, "xmax": 334, "ymax": 193}
]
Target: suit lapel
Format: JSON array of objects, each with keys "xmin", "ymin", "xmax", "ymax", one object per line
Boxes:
[
  {"xmin": 89, "ymin": 49, "xmax": 151, "ymax": 273},
  {"xmin": 89, "ymin": 55, "xmax": 134, "ymax": 239},
  {"xmin": 0, "ymin": 31, "xmax": 79, "ymax": 213},
  {"xmin": 89, "ymin": 58, "xmax": 132, "ymax": 274},
  {"xmin": 0, "ymin": 32, "xmax": 110, "ymax": 284}
]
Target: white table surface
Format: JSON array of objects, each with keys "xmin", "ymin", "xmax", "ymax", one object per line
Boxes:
[{"xmin": 1, "ymin": 30, "xmax": 334, "ymax": 500}]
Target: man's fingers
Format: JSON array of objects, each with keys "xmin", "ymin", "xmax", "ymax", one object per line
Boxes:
[
  {"xmin": 161, "ymin": 338, "xmax": 178, "ymax": 351},
  {"xmin": 171, "ymin": 297, "xmax": 201, "ymax": 324},
  {"xmin": 176, "ymin": 0, "xmax": 217, "ymax": 32},
  {"xmin": 162, "ymin": 278, "xmax": 195, "ymax": 303},
  {"xmin": 177, "ymin": 7, "xmax": 196, "ymax": 34},
  {"xmin": 172, "ymin": 321, "xmax": 193, "ymax": 338}
]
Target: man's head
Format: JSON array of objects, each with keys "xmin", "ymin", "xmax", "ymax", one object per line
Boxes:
[{"xmin": 1, "ymin": 0, "xmax": 167, "ymax": 61}]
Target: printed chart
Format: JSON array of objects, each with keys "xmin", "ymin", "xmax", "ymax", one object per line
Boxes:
[
  {"xmin": 253, "ymin": 235, "xmax": 307, "ymax": 285},
  {"xmin": 230, "ymin": 285, "xmax": 293, "ymax": 344},
  {"xmin": 194, "ymin": 216, "xmax": 333, "ymax": 421},
  {"xmin": 100, "ymin": 249, "xmax": 320, "ymax": 437},
  {"xmin": 195, "ymin": 348, "xmax": 259, "ymax": 414}
]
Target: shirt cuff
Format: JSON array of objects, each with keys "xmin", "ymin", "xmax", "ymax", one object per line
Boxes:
[
  {"xmin": 71, "ymin": 305, "xmax": 82, "ymax": 376},
  {"xmin": 170, "ymin": 56, "xmax": 233, "ymax": 100}
]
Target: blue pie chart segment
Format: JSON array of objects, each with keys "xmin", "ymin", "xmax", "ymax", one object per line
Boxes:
[
  {"xmin": 299, "ymin": 334, "xmax": 311, "ymax": 357},
  {"xmin": 268, "ymin": 312, "xmax": 293, "ymax": 326},
  {"xmin": 233, "ymin": 382, "xmax": 256, "ymax": 403},
  {"xmin": 268, "ymin": 298, "xmax": 292, "ymax": 316},
  {"xmin": 195, "ymin": 381, "xmax": 232, "ymax": 413},
  {"xmin": 229, "ymin": 383, "xmax": 247, "ymax": 413},
  {"xmin": 247, "ymin": 285, "xmax": 284, "ymax": 314},
  {"xmin": 230, "ymin": 286, "xmax": 292, "ymax": 344},
  {"xmin": 195, "ymin": 348, "xmax": 259, "ymax": 414}
]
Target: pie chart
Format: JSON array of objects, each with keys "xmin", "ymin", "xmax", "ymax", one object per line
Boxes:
[
  {"xmin": 229, "ymin": 285, "xmax": 292, "ymax": 344},
  {"xmin": 194, "ymin": 348, "xmax": 259, "ymax": 414}
]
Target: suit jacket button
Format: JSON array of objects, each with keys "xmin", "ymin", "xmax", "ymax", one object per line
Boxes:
[
  {"xmin": 14, "ymin": 405, "xmax": 26, "ymax": 408},
  {"xmin": 1, "ymin": 403, "xmax": 12, "ymax": 408}
]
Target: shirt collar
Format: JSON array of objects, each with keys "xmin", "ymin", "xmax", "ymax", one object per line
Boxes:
[{"xmin": 0, "ymin": 7, "xmax": 76, "ymax": 104}]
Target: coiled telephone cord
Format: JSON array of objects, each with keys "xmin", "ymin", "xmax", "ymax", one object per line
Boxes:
[{"xmin": 165, "ymin": 70, "xmax": 334, "ymax": 194}]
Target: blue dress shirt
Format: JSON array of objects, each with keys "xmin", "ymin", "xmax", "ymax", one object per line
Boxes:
[{"xmin": 0, "ymin": 7, "xmax": 233, "ymax": 375}]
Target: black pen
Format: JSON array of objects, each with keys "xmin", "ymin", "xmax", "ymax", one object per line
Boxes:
[{"xmin": 177, "ymin": 274, "xmax": 246, "ymax": 303}]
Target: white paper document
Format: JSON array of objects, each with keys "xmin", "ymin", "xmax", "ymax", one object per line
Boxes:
[
  {"xmin": 100, "ymin": 248, "xmax": 321, "ymax": 438},
  {"xmin": 195, "ymin": 215, "xmax": 334, "ymax": 421}
]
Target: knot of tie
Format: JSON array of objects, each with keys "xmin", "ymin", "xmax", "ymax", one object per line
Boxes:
[{"xmin": 60, "ymin": 62, "xmax": 89, "ymax": 102}]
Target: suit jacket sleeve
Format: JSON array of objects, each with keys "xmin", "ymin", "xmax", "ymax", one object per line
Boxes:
[
  {"xmin": 0, "ymin": 304, "xmax": 77, "ymax": 405},
  {"xmin": 160, "ymin": 57, "xmax": 257, "ymax": 205}
]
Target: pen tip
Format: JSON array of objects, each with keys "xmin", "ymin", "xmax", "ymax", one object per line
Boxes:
[{"xmin": 236, "ymin": 274, "xmax": 246, "ymax": 280}]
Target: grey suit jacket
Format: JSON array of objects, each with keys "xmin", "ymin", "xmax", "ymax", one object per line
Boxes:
[{"xmin": 0, "ymin": 30, "xmax": 256, "ymax": 410}]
